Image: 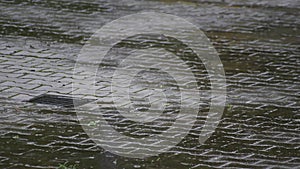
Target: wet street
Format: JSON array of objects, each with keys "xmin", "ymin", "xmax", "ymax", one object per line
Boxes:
[{"xmin": 0, "ymin": 0, "xmax": 299, "ymax": 168}]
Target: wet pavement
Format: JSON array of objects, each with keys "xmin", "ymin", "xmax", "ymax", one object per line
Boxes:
[{"xmin": 0, "ymin": 0, "xmax": 299, "ymax": 168}]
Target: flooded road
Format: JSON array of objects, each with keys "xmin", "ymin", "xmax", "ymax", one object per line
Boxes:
[{"xmin": 0, "ymin": 0, "xmax": 299, "ymax": 168}]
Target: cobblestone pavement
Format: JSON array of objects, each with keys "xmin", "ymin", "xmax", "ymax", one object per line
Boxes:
[{"xmin": 0, "ymin": 0, "xmax": 299, "ymax": 168}]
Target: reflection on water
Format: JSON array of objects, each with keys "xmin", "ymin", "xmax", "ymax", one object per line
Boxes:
[{"xmin": 0, "ymin": 0, "xmax": 299, "ymax": 168}]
